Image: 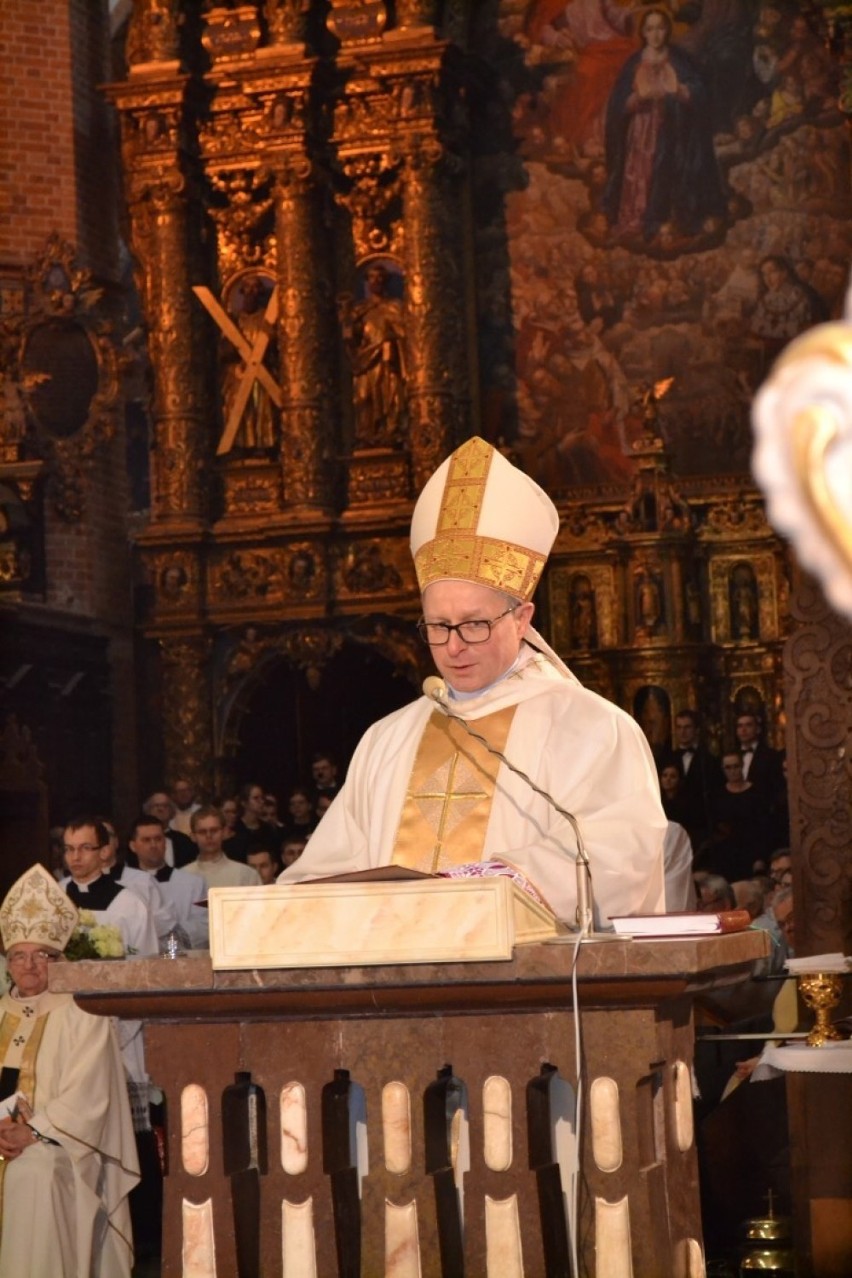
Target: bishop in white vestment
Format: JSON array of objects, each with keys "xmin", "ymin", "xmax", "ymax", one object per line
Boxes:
[
  {"xmin": 0, "ymin": 864, "xmax": 139, "ymax": 1277},
  {"xmin": 282, "ymin": 437, "xmax": 665, "ymax": 925}
]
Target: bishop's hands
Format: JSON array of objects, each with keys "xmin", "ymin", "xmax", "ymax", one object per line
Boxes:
[{"xmin": 0, "ymin": 1097, "xmax": 37, "ymax": 1161}]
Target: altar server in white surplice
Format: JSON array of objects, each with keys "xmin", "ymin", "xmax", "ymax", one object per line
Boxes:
[
  {"xmin": 128, "ymin": 814, "xmax": 209, "ymax": 950},
  {"xmin": 0, "ymin": 864, "xmax": 139, "ymax": 1278},
  {"xmin": 61, "ymin": 818, "xmax": 157, "ymax": 1139},
  {"xmin": 280, "ymin": 436, "xmax": 666, "ymax": 926},
  {"xmin": 61, "ymin": 819, "xmax": 158, "ymax": 959}
]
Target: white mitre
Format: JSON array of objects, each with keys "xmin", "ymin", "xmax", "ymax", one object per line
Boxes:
[
  {"xmin": 411, "ymin": 435, "xmax": 558, "ymax": 600},
  {"xmin": 0, "ymin": 863, "xmax": 79, "ymax": 953},
  {"xmin": 752, "ymin": 279, "xmax": 852, "ymax": 619},
  {"xmin": 411, "ymin": 435, "xmax": 576, "ymax": 679}
]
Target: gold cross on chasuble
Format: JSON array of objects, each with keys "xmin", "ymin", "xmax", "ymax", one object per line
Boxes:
[{"xmin": 392, "ymin": 705, "xmax": 518, "ymax": 874}]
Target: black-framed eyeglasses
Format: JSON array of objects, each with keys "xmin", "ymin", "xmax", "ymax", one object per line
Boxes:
[{"xmin": 417, "ymin": 603, "xmax": 520, "ymax": 647}]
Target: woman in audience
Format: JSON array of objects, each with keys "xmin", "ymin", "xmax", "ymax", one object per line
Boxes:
[
  {"xmin": 698, "ymin": 752, "xmax": 770, "ymax": 881},
  {"xmin": 659, "ymin": 759, "xmax": 691, "ymax": 828}
]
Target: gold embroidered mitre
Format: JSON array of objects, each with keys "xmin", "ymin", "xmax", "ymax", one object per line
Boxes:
[
  {"xmin": 0, "ymin": 863, "xmax": 79, "ymax": 953},
  {"xmin": 410, "ymin": 436, "xmax": 559, "ymax": 601}
]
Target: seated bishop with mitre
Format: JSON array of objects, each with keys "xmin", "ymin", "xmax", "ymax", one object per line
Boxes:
[
  {"xmin": 0, "ymin": 863, "xmax": 139, "ymax": 1278},
  {"xmin": 279, "ymin": 436, "xmax": 666, "ymax": 926}
]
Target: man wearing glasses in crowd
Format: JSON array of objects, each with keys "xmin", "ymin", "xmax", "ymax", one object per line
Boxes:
[
  {"xmin": 62, "ymin": 818, "xmax": 158, "ymax": 957},
  {"xmin": 280, "ymin": 437, "xmax": 665, "ymax": 925}
]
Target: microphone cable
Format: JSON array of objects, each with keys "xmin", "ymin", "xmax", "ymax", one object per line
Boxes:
[{"xmin": 423, "ymin": 674, "xmax": 590, "ymax": 1275}]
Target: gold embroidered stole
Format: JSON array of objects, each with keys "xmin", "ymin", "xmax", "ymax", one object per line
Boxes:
[
  {"xmin": 0, "ymin": 1003, "xmax": 49, "ymax": 1100},
  {"xmin": 392, "ymin": 705, "xmax": 517, "ymax": 873},
  {"xmin": 0, "ymin": 1005, "xmax": 49, "ymax": 1216}
]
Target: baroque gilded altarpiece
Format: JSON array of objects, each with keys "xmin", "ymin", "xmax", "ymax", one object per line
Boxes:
[{"xmin": 105, "ymin": 1, "xmax": 847, "ymax": 961}]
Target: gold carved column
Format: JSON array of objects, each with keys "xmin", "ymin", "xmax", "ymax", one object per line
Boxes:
[
  {"xmin": 129, "ymin": 173, "xmax": 206, "ymax": 526},
  {"xmin": 271, "ymin": 155, "xmax": 337, "ymax": 514},
  {"xmin": 401, "ymin": 139, "xmax": 471, "ymax": 489},
  {"xmin": 108, "ymin": 8, "xmax": 210, "ymax": 790},
  {"xmin": 109, "ymin": 6, "xmax": 206, "ymax": 529},
  {"xmin": 783, "ymin": 567, "xmax": 852, "ymax": 956},
  {"xmin": 159, "ymin": 635, "xmax": 213, "ymax": 797}
]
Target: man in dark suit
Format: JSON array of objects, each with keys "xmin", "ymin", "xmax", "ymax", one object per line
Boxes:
[
  {"xmin": 734, "ymin": 713, "xmax": 787, "ymax": 853},
  {"xmin": 666, "ymin": 709, "xmax": 722, "ymax": 849},
  {"xmin": 735, "ymin": 713, "xmax": 783, "ymax": 793}
]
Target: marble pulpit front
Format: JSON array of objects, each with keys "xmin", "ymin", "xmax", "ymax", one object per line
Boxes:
[{"xmin": 51, "ymin": 932, "xmax": 767, "ymax": 1277}]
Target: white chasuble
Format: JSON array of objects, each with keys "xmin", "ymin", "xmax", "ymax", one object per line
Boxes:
[
  {"xmin": 0, "ymin": 990, "xmax": 139, "ymax": 1278},
  {"xmin": 279, "ymin": 650, "xmax": 666, "ymax": 925}
]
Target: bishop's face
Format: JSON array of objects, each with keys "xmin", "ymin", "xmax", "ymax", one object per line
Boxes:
[
  {"xmin": 421, "ymin": 580, "xmax": 533, "ymax": 694},
  {"xmin": 6, "ymin": 942, "xmax": 58, "ymax": 998}
]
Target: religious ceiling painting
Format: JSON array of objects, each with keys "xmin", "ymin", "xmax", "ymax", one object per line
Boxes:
[{"xmin": 475, "ymin": 0, "xmax": 852, "ymax": 490}]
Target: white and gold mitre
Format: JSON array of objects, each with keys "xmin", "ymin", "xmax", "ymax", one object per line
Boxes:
[
  {"xmin": 752, "ymin": 297, "xmax": 852, "ymax": 620},
  {"xmin": 0, "ymin": 863, "xmax": 79, "ymax": 953},
  {"xmin": 410, "ymin": 436, "xmax": 559, "ymax": 601}
]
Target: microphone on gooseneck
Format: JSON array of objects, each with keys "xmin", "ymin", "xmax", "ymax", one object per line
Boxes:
[{"xmin": 421, "ymin": 676, "xmax": 596, "ymax": 935}]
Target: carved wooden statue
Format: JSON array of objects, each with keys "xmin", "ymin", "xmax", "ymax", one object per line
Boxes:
[{"xmin": 340, "ymin": 262, "xmax": 407, "ymax": 451}]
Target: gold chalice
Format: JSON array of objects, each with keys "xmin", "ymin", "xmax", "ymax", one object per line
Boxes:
[{"xmin": 798, "ymin": 972, "xmax": 844, "ymax": 1047}]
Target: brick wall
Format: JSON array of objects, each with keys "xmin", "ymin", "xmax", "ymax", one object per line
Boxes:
[
  {"xmin": 43, "ymin": 438, "xmax": 133, "ymax": 621},
  {"xmin": 1, "ymin": 0, "xmax": 139, "ymax": 826},
  {"xmin": 69, "ymin": 0, "xmax": 120, "ymax": 281},
  {"xmin": 37, "ymin": 417, "xmax": 138, "ymax": 826},
  {"xmin": 0, "ymin": 0, "xmax": 119, "ymax": 279}
]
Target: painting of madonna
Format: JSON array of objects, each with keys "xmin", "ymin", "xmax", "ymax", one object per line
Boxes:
[{"xmin": 601, "ymin": 7, "xmax": 727, "ymax": 244}]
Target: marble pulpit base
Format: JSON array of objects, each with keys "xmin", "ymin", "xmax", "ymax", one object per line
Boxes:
[{"xmin": 51, "ymin": 932, "xmax": 767, "ymax": 1277}]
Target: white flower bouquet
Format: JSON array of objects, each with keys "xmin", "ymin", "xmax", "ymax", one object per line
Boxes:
[{"xmin": 64, "ymin": 909, "xmax": 125, "ymax": 960}]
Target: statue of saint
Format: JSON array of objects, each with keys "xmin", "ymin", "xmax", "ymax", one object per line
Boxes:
[
  {"xmin": 221, "ymin": 273, "xmax": 278, "ymax": 451},
  {"xmin": 730, "ymin": 563, "xmax": 759, "ymax": 640},
  {"xmin": 635, "ymin": 565, "xmax": 663, "ymax": 633},
  {"xmin": 570, "ymin": 573, "xmax": 597, "ymax": 649},
  {"xmin": 340, "ymin": 262, "xmax": 407, "ymax": 449},
  {"xmin": 635, "ymin": 685, "xmax": 671, "ymax": 756}
]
